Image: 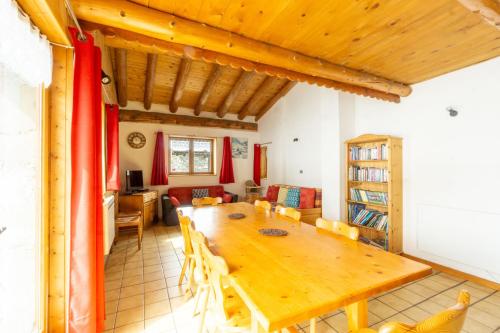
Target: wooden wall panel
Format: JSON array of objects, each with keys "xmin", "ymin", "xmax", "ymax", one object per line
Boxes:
[{"xmin": 48, "ymin": 46, "xmax": 73, "ymax": 333}]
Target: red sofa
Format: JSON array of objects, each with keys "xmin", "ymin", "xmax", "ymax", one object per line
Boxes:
[{"xmin": 167, "ymin": 185, "xmax": 236, "ymax": 205}]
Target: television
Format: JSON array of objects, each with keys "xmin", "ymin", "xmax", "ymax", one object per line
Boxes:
[{"xmin": 126, "ymin": 170, "xmax": 144, "ymax": 192}]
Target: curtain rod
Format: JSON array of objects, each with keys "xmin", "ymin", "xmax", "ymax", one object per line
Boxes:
[
  {"xmin": 260, "ymin": 142, "xmax": 272, "ymax": 145},
  {"xmin": 64, "ymin": 0, "xmax": 87, "ymax": 41}
]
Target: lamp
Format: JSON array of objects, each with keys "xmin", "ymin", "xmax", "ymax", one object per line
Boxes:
[{"xmin": 101, "ymin": 70, "xmax": 111, "ymax": 85}]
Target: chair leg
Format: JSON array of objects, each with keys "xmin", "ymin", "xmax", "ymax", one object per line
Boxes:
[
  {"xmin": 186, "ymin": 257, "xmax": 196, "ymax": 290},
  {"xmin": 198, "ymin": 288, "xmax": 210, "ymax": 333},
  {"xmin": 137, "ymin": 224, "xmax": 143, "ymax": 250},
  {"xmin": 309, "ymin": 318, "xmax": 316, "ymax": 333},
  {"xmin": 179, "ymin": 256, "xmax": 189, "ymax": 286},
  {"xmin": 114, "ymin": 225, "xmax": 119, "ymax": 245},
  {"xmin": 192, "ymin": 285, "xmax": 202, "ymax": 316}
]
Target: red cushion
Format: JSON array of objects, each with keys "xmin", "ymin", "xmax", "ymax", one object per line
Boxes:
[
  {"xmin": 168, "ymin": 185, "xmax": 225, "ymax": 205},
  {"xmin": 266, "ymin": 185, "xmax": 280, "ymax": 202},
  {"xmin": 170, "ymin": 196, "xmax": 181, "ymax": 207},
  {"xmin": 299, "ymin": 187, "xmax": 315, "ymax": 209},
  {"xmin": 222, "ymin": 193, "xmax": 233, "ymax": 203}
]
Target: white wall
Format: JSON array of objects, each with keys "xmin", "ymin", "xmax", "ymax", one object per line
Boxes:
[
  {"xmin": 259, "ymin": 84, "xmax": 344, "ymax": 220},
  {"xmin": 353, "ymin": 57, "xmax": 500, "ymax": 282},
  {"xmin": 259, "ymin": 57, "xmax": 500, "ymax": 282},
  {"xmin": 120, "ymin": 102, "xmax": 260, "ymax": 214}
]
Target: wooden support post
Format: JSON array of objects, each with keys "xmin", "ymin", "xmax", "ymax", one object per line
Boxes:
[
  {"xmin": 217, "ymin": 71, "xmax": 255, "ymax": 118},
  {"xmin": 120, "ymin": 109, "xmax": 257, "ymax": 131},
  {"xmin": 195, "ymin": 64, "xmax": 223, "ymax": 116},
  {"xmin": 72, "ymin": 0, "xmax": 411, "ymax": 97},
  {"xmin": 143, "ymin": 53, "xmax": 158, "ymax": 110},
  {"xmin": 48, "ymin": 46, "xmax": 73, "ymax": 333},
  {"xmin": 344, "ymin": 299, "xmax": 368, "ymax": 331},
  {"xmin": 115, "ymin": 48, "xmax": 128, "ymax": 107},
  {"xmin": 255, "ymin": 81, "xmax": 297, "ymax": 121},
  {"xmin": 237, "ymin": 77, "xmax": 275, "ymax": 120},
  {"xmin": 170, "ymin": 58, "xmax": 192, "ymax": 113}
]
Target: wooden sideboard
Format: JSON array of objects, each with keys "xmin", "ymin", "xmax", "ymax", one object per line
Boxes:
[{"xmin": 119, "ymin": 190, "xmax": 159, "ymax": 228}]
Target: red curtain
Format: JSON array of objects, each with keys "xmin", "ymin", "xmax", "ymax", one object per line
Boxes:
[
  {"xmin": 219, "ymin": 136, "xmax": 235, "ymax": 184},
  {"xmin": 151, "ymin": 131, "xmax": 168, "ymax": 185},
  {"xmin": 253, "ymin": 144, "xmax": 261, "ymax": 186},
  {"xmin": 106, "ymin": 104, "xmax": 120, "ymax": 190},
  {"xmin": 69, "ymin": 28, "xmax": 105, "ymax": 333}
]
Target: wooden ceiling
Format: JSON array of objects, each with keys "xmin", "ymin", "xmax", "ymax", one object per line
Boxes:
[
  {"xmin": 126, "ymin": 0, "xmax": 500, "ymax": 84},
  {"xmin": 76, "ymin": 0, "xmax": 500, "ymax": 120}
]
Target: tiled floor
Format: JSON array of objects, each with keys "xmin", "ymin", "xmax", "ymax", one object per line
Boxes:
[{"xmin": 104, "ymin": 225, "xmax": 500, "ymax": 333}]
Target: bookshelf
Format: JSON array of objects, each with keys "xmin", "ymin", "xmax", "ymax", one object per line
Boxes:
[{"xmin": 345, "ymin": 134, "xmax": 402, "ymax": 253}]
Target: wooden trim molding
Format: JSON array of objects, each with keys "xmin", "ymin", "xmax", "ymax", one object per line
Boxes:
[
  {"xmin": 115, "ymin": 48, "xmax": 128, "ymax": 107},
  {"xmin": 80, "ymin": 22, "xmax": 401, "ymax": 103},
  {"xmin": 401, "ymin": 253, "xmax": 500, "ymax": 291},
  {"xmin": 73, "ymin": 0, "xmax": 411, "ymax": 97},
  {"xmin": 120, "ymin": 109, "xmax": 257, "ymax": 131}
]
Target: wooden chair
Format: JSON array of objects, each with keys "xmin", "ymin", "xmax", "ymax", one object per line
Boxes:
[
  {"xmin": 316, "ymin": 218, "xmax": 360, "ymax": 241},
  {"xmin": 353, "ymin": 290, "xmax": 470, "ymax": 333},
  {"xmin": 254, "ymin": 199, "xmax": 272, "ymax": 211},
  {"xmin": 114, "ymin": 192, "xmax": 143, "ymax": 250},
  {"xmin": 192, "ymin": 230, "xmax": 251, "ymax": 333},
  {"xmin": 178, "ymin": 212, "xmax": 196, "ymax": 289},
  {"xmin": 276, "ymin": 205, "xmax": 301, "ymax": 221},
  {"xmin": 192, "ymin": 196, "xmax": 223, "ymax": 207}
]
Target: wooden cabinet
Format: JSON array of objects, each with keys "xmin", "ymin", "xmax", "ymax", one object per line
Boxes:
[{"xmin": 119, "ymin": 190, "xmax": 159, "ymax": 228}]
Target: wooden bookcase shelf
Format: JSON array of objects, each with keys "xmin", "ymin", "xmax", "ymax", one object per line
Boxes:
[{"xmin": 345, "ymin": 134, "xmax": 403, "ymax": 253}]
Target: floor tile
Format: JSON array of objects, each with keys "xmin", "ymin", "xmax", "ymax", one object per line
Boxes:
[
  {"xmin": 118, "ymin": 294, "xmax": 144, "ymax": 312},
  {"xmin": 114, "ymin": 321, "xmax": 145, "ymax": 333},
  {"xmin": 115, "ymin": 305, "xmax": 145, "ymax": 328},
  {"xmin": 145, "ymin": 300, "xmax": 172, "ymax": 319},
  {"xmin": 145, "ymin": 288, "xmax": 169, "ymax": 305}
]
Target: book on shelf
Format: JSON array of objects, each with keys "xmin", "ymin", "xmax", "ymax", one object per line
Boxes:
[
  {"xmin": 348, "ymin": 203, "xmax": 388, "ymax": 231},
  {"xmin": 359, "ymin": 236, "xmax": 387, "ymax": 250},
  {"xmin": 348, "ymin": 166, "xmax": 388, "ymax": 182},
  {"xmin": 349, "ymin": 144, "xmax": 388, "ymax": 161},
  {"xmin": 350, "ymin": 188, "xmax": 388, "ymax": 205}
]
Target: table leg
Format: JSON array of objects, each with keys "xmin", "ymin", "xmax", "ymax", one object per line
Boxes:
[
  {"xmin": 251, "ymin": 314, "xmax": 259, "ymax": 333},
  {"xmin": 344, "ymin": 299, "xmax": 368, "ymax": 331}
]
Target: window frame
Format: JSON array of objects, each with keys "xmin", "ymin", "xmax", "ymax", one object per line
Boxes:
[{"xmin": 168, "ymin": 135, "xmax": 216, "ymax": 176}]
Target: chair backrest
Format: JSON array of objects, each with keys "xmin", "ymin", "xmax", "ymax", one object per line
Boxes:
[
  {"xmin": 378, "ymin": 290, "xmax": 470, "ymax": 333},
  {"xmin": 190, "ymin": 228, "xmax": 209, "ymax": 287},
  {"xmin": 276, "ymin": 205, "xmax": 301, "ymax": 221},
  {"xmin": 254, "ymin": 200, "xmax": 271, "ymax": 211},
  {"xmin": 192, "ymin": 196, "xmax": 223, "ymax": 207},
  {"xmin": 191, "ymin": 230, "xmax": 231, "ymax": 321},
  {"xmin": 315, "ymin": 218, "xmax": 359, "ymax": 241},
  {"xmin": 178, "ymin": 214, "xmax": 194, "ymax": 255}
]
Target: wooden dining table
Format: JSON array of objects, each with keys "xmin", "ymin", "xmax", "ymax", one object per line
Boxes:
[{"xmin": 180, "ymin": 202, "xmax": 432, "ymax": 332}]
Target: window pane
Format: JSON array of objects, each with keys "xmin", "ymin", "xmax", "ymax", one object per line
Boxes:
[
  {"xmin": 193, "ymin": 139, "xmax": 211, "ymax": 173},
  {"xmin": 170, "ymin": 138, "xmax": 190, "ymax": 173}
]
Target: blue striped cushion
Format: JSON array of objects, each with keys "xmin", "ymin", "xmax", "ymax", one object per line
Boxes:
[{"xmin": 285, "ymin": 187, "xmax": 300, "ymax": 208}]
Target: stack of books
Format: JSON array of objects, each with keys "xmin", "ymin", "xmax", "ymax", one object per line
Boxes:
[
  {"xmin": 350, "ymin": 189, "xmax": 388, "ymax": 205},
  {"xmin": 351, "ymin": 207, "xmax": 388, "ymax": 231},
  {"xmin": 381, "ymin": 144, "xmax": 388, "ymax": 160},
  {"xmin": 350, "ymin": 146, "xmax": 379, "ymax": 160},
  {"xmin": 348, "ymin": 166, "xmax": 388, "ymax": 182}
]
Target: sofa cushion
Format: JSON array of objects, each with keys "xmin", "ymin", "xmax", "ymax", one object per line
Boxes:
[
  {"xmin": 170, "ymin": 196, "xmax": 181, "ymax": 207},
  {"xmin": 299, "ymin": 188, "xmax": 315, "ymax": 209},
  {"xmin": 266, "ymin": 185, "xmax": 280, "ymax": 202},
  {"xmin": 168, "ymin": 185, "xmax": 225, "ymax": 205},
  {"xmin": 222, "ymin": 193, "xmax": 233, "ymax": 203},
  {"xmin": 192, "ymin": 188, "xmax": 209, "ymax": 198},
  {"xmin": 315, "ymin": 188, "xmax": 322, "ymax": 208},
  {"xmin": 277, "ymin": 187, "xmax": 288, "ymax": 204},
  {"xmin": 285, "ymin": 187, "xmax": 300, "ymax": 208}
]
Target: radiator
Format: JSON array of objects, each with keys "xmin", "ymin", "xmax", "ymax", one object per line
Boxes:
[{"xmin": 103, "ymin": 194, "xmax": 115, "ymax": 255}]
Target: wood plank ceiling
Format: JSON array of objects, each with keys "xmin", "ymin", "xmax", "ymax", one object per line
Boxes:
[{"xmin": 77, "ymin": 0, "xmax": 500, "ymax": 121}]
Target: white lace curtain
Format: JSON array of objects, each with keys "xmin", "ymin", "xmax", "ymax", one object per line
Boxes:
[{"xmin": 0, "ymin": 0, "xmax": 53, "ymax": 87}]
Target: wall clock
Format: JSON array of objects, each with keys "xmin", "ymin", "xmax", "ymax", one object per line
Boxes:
[{"xmin": 127, "ymin": 132, "xmax": 146, "ymax": 149}]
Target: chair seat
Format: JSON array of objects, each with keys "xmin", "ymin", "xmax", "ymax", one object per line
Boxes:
[
  {"xmin": 117, "ymin": 210, "xmax": 141, "ymax": 218},
  {"xmin": 115, "ymin": 215, "xmax": 141, "ymax": 225},
  {"xmin": 221, "ymin": 286, "xmax": 251, "ymax": 328}
]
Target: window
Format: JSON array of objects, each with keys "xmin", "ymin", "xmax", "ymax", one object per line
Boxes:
[{"xmin": 169, "ymin": 136, "xmax": 215, "ymax": 175}]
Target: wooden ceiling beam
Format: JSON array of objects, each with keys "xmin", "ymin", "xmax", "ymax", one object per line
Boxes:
[
  {"xmin": 194, "ymin": 64, "xmax": 223, "ymax": 116},
  {"xmin": 255, "ymin": 81, "xmax": 297, "ymax": 122},
  {"xmin": 216, "ymin": 71, "xmax": 255, "ymax": 118},
  {"xmin": 170, "ymin": 58, "xmax": 192, "ymax": 113},
  {"xmin": 73, "ymin": 0, "xmax": 411, "ymax": 97},
  {"xmin": 80, "ymin": 22, "xmax": 400, "ymax": 103},
  {"xmin": 457, "ymin": 0, "xmax": 500, "ymax": 28},
  {"xmin": 114, "ymin": 48, "xmax": 128, "ymax": 107},
  {"xmin": 120, "ymin": 109, "xmax": 257, "ymax": 131},
  {"xmin": 237, "ymin": 77, "xmax": 275, "ymax": 120},
  {"xmin": 143, "ymin": 53, "xmax": 158, "ymax": 110}
]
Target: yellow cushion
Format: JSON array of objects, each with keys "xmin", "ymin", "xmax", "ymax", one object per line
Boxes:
[{"xmin": 277, "ymin": 187, "xmax": 288, "ymax": 204}]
